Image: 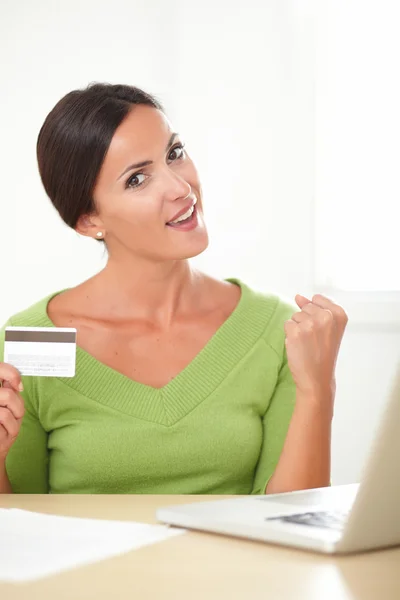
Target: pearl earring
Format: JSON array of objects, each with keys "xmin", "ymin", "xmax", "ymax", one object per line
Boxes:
[{"xmin": 96, "ymin": 232, "xmax": 103, "ymax": 238}]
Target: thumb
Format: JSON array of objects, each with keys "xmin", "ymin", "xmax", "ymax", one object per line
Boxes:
[
  {"xmin": 295, "ymin": 294, "xmax": 312, "ymax": 309},
  {"xmin": 1, "ymin": 380, "xmax": 23, "ymax": 393}
]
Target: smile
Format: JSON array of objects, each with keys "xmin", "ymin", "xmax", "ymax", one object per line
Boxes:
[{"xmin": 166, "ymin": 201, "xmax": 199, "ymax": 231}]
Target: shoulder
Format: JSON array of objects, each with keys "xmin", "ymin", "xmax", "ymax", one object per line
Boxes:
[{"xmin": 229, "ymin": 278, "xmax": 296, "ymax": 357}]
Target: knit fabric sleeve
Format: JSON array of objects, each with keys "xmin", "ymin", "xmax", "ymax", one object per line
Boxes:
[{"xmin": 251, "ymin": 298, "xmax": 297, "ymax": 494}]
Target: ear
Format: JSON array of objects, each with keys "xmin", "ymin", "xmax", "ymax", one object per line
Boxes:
[{"xmin": 75, "ymin": 213, "xmax": 104, "ymax": 239}]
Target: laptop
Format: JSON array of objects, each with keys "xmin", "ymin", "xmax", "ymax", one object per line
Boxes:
[{"xmin": 156, "ymin": 366, "xmax": 400, "ymax": 554}]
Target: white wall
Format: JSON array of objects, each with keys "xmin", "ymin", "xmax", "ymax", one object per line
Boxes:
[
  {"xmin": 173, "ymin": 0, "xmax": 315, "ymax": 300},
  {"xmin": 315, "ymin": 0, "xmax": 400, "ymax": 485},
  {"xmin": 0, "ymin": 0, "xmax": 391, "ymax": 485},
  {"xmin": 315, "ymin": 0, "xmax": 400, "ymax": 292}
]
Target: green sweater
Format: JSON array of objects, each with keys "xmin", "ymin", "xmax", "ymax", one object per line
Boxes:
[{"xmin": 0, "ymin": 279, "xmax": 296, "ymax": 495}]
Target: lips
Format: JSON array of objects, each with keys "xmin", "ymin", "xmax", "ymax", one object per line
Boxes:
[{"xmin": 167, "ymin": 197, "xmax": 197, "ymax": 225}]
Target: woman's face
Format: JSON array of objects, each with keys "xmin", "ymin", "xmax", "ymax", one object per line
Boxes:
[{"xmin": 89, "ymin": 105, "xmax": 208, "ymax": 261}]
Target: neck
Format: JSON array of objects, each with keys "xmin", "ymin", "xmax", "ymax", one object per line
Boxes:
[{"xmin": 80, "ymin": 255, "xmax": 204, "ymax": 327}]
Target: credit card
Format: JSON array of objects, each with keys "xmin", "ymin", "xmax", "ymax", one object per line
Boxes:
[{"xmin": 4, "ymin": 327, "xmax": 77, "ymax": 377}]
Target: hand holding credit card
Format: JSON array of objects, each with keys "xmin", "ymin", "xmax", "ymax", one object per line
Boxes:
[
  {"xmin": 4, "ymin": 327, "xmax": 77, "ymax": 377},
  {"xmin": 0, "ymin": 361, "xmax": 25, "ymax": 464}
]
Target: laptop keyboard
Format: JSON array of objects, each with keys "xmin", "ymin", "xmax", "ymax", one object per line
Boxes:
[{"xmin": 266, "ymin": 510, "xmax": 350, "ymax": 531}]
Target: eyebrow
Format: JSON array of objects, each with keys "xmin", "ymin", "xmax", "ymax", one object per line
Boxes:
[{"xmin": 117, "ymin": 132, "xmax": 179, "ymax": 180}]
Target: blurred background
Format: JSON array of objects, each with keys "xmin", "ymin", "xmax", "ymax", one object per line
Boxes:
[{"xmin": 1, "ymin": 0, "xmax": 399, "ymax": 485}]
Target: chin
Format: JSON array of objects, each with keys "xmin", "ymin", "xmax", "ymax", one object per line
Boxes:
[{"xmin": 171, "ymin": 230, "xmax": 209, "ymax": 261}]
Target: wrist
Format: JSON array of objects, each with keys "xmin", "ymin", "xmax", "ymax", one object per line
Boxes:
[{"xmin": 295, "ymin": 389, "xmax": 335, "ymax": 421}]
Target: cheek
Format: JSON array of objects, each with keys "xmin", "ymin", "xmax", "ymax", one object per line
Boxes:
[
  {"xmin": 182, "ymin": 159, "xmax": 201, "ymax": 186},
  {"xmin": 106, "ymin": 193, "xmax": 162, "ymax": 228}
]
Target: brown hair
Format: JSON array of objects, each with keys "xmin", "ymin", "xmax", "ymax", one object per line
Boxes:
[{"xmin": 36, "ymin": 83, "xmax": 163, "ymax": 240}]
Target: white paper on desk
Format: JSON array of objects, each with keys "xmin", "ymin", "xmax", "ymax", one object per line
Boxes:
[{"xmin": 0, "ymin": 508, "xmax": 185, "ymax": 583}]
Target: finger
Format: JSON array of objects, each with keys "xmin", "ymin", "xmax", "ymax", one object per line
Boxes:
[
  {"xmin": 0, "ymin": 388, "xmax": 25, "ymax": 419},
  {"xmin": 311, "ymin": 294, "xmax": 348, "ymax": 325},
  {"xmin": 296, "ymin": 306, "xmax": 335, "ymax": 330},
  {"xmin": 291, "ymin": 308, "xmax": 336, "ymax": 339},
  {"xmin": 297, "ymin": 302, "xmax": 320, "ymax": 316},
  {"xmin": 295, "ymin": 294, "xmax": 312, "ymax": 309},
  {"xmin": 0, "ymin": 363, "xmax": 23, "ymax": 393},
  {"xmin": 299, "ymin": 303, "xmax": 336, "ymax": 330},
  {"xmin": 0, "ymin": 426, "xmax": 7, "ymax": 441},
  {"xmin": 291, "ymin": 311, "xmax": 314, "ymax": 324},
  {"xmin": 0, "ymin": 407, "xmax": 19, "ymax": 439},
  {"xmin": 284, "ymin": 318, "xmax": 300, "ymax": 338},
  {"xmin": 311, "ymin": 293, "xmax": 336, "ymax": 309}
]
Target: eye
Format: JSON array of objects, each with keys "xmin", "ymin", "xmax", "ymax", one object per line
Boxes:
[
  {"xmin": 126, "ymin": 172, "xmax": 146, "ymax": 189},
  {"xmin": 168, "ymin": 143, "xmax": 186, "ymax": 162}
]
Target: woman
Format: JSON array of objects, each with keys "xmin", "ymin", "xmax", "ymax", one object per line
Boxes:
[{"xmin": 0, "ymin": 83, "xmax": 347, "ymax": 494}]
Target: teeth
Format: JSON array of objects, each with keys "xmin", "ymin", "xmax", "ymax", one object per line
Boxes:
[{"xmin": 171, "ymin": 204, "xmax": 194, "ymax": 224}]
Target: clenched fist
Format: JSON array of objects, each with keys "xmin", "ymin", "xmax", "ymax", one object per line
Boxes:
[{"xmin": 284, "ymin": 294, "xmax": 348, "ymax": 412}]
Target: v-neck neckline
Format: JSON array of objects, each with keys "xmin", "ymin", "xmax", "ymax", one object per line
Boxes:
[{"xmin": 30, "ymin": 277, "xmax": 275, "ymax": 424}]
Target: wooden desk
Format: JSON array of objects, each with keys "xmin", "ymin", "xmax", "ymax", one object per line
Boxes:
[{"xmin": 1, "ymin": 494, "xmax": 399, "ymax": 600}]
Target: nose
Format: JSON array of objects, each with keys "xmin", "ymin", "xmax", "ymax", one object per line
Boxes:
[{"xmin": 161, "ymin": 165, "xmax": 191, "ymax": 202}]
